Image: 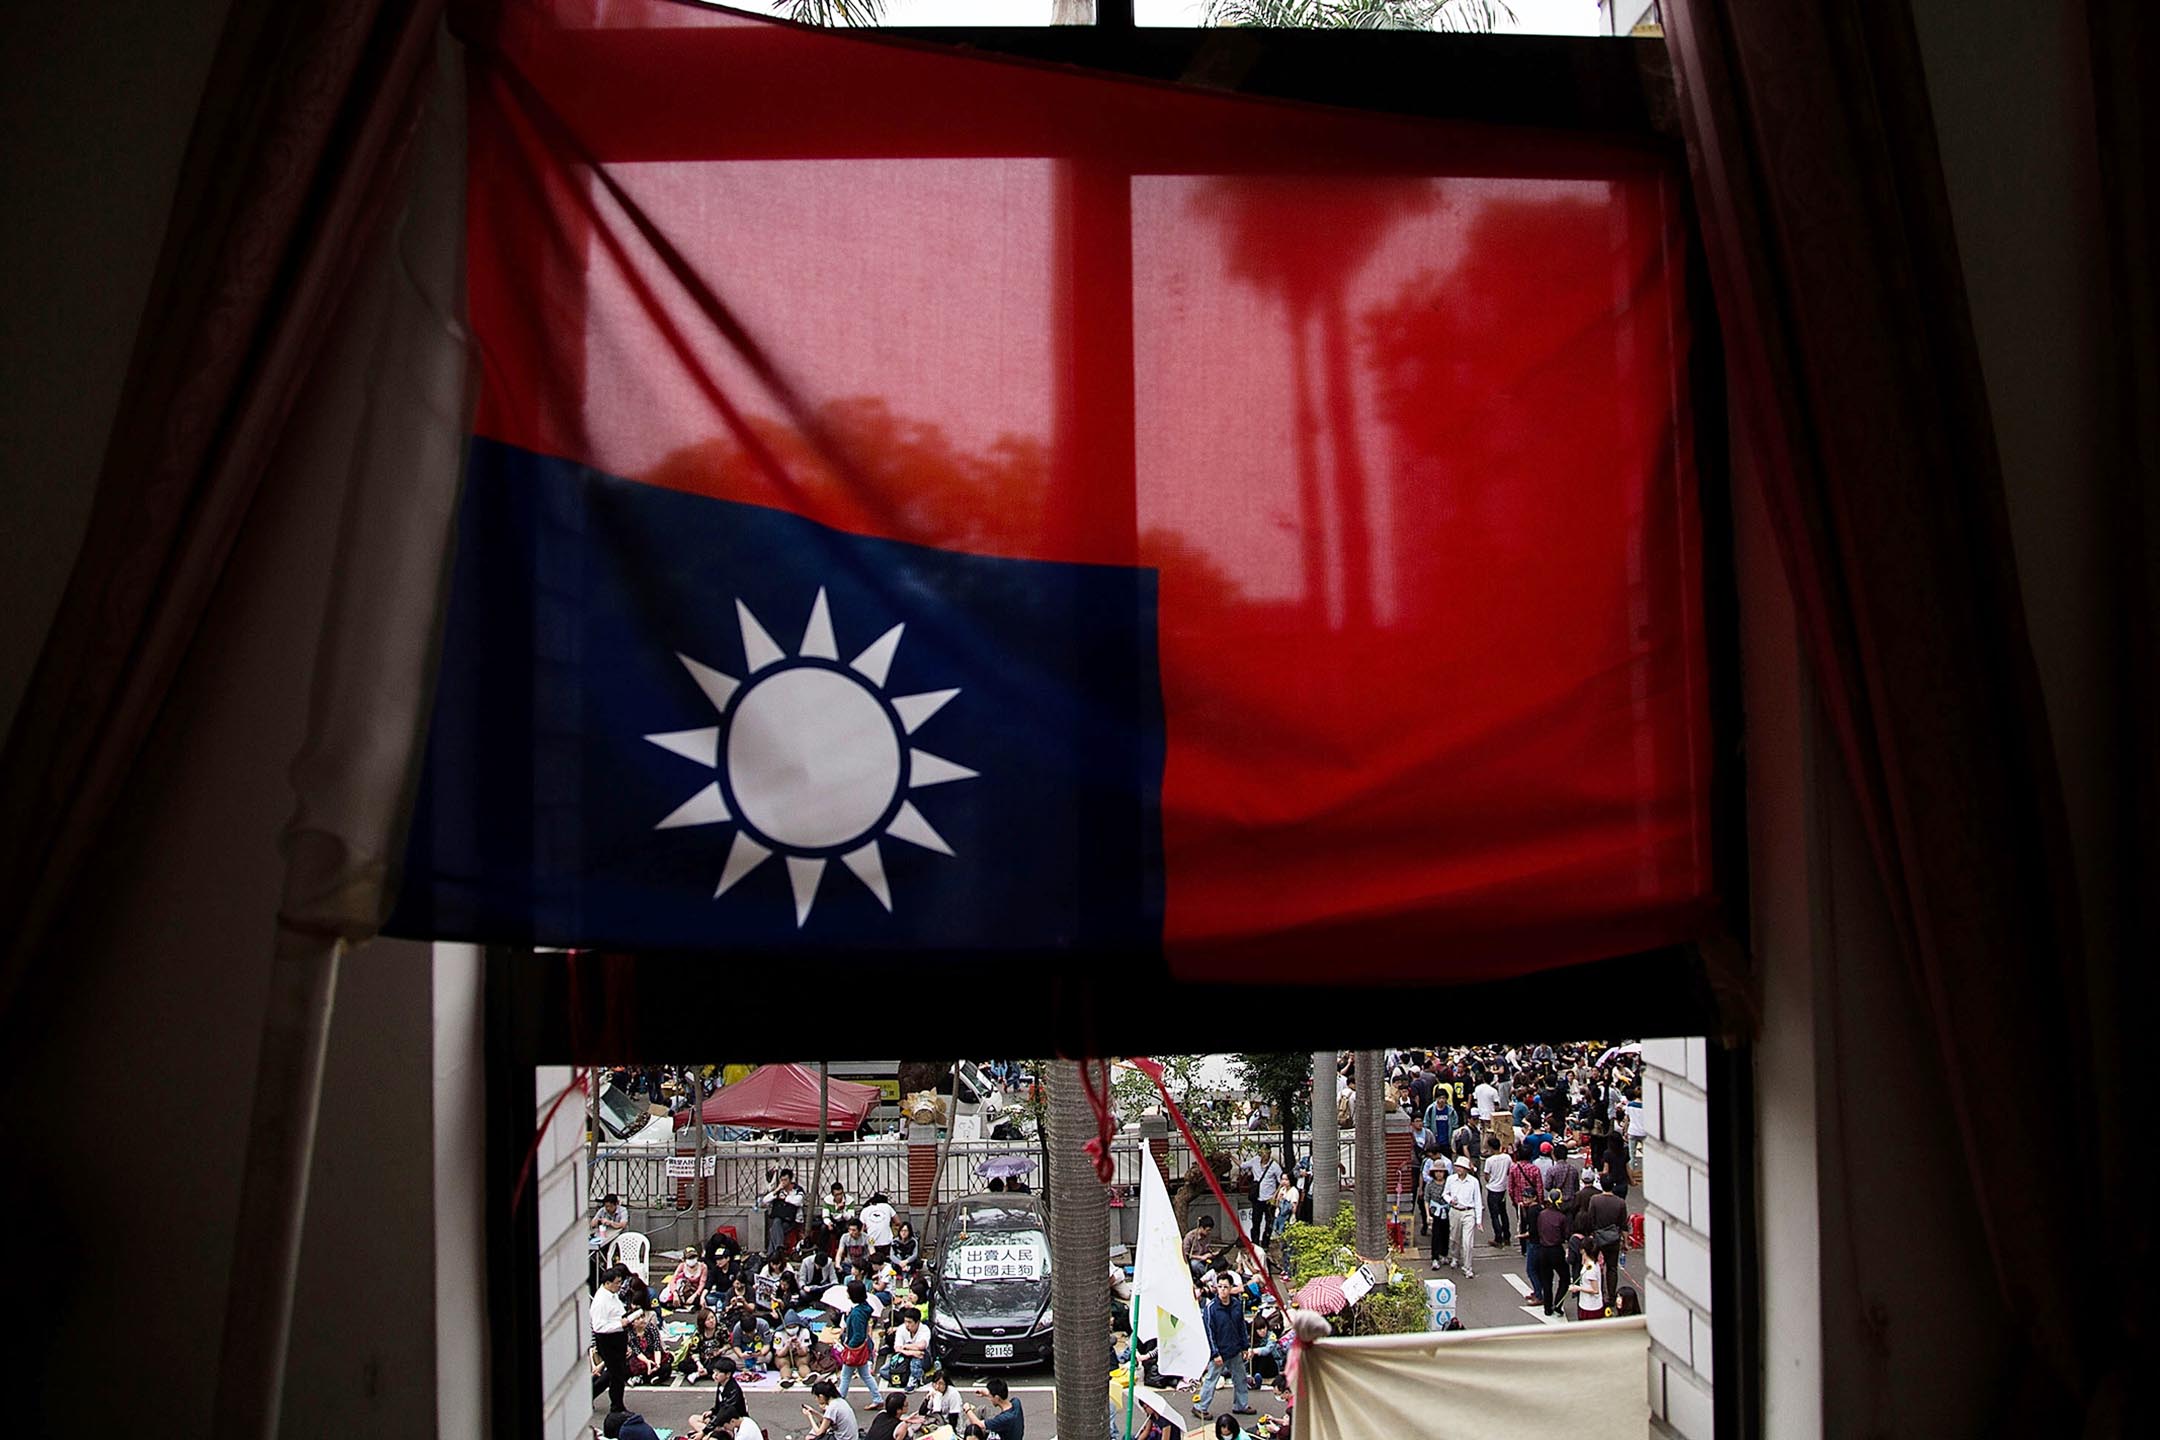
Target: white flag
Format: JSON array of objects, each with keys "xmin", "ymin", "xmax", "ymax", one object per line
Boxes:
[{"xmin": 1134, "ymin": 1146, "xmax": 1209, "ymax": 1381}]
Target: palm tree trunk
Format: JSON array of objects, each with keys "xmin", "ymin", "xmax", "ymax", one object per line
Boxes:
[
  {"xmin": 809, "ymin": 1060, "xmax": 830, "ymax": 1225},
  {"xmin": 1310, "ymin": 1052, "xmax": 1339, "ymax": 1226},
  {"xmin": 1353, "ymin": 1050, "xmax": 1387, "ymax": 1261},
  {"xmin": 1046, "ymin": 1059, "xmax": 1110, "ymax": 1440},
  {"xmin": 928, "ymin": 1063, "xmax": 962, "ymax": 1241}
]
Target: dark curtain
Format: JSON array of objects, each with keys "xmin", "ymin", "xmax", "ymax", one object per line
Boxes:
[
  {"xmin": 0, "ymin": 0, "xmax": 444, "ymax": 1011},
  {"xmin": 1664, "ymin": 0, "xmax": 2133, "ymax": 1422}
]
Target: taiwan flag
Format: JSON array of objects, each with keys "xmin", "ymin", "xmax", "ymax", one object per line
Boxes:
[{"xmin": 387, "ymin": 0, "xmax": 1716, "ymax": 987}]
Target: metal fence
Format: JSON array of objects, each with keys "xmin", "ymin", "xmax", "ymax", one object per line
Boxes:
[{"xmin": 590, "ymin": 1127, "xmax": 1355, "ymax": 1210}]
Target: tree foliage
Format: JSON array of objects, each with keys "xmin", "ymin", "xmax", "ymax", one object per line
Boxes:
[
  {"xmin": 774, "ymin": 0, "xmax": 887, "ymax": 25},
  {"xmin": 1202, "ymin": 0, "xmax": 1515, "ymax": 32},
  {"xmin": 1232, "ymin": 1052, "xmax": 1310, "ymax": 1117}
]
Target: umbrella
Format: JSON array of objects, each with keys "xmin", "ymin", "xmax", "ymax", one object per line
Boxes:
[
  {"xmin": 1292, "ymin": 1275, "xmax": 1349, "ymax": 1315},
  {"xmin": 1597, "ymin": 1043, "xmax": 1642, "ymax": 1067},
  {"xmin": 975, "ymin": 1155, "xmax": 1037, "ymax": 1180},
  {"xmin": 821, "ymin": 1284, "xmax": 885, "ymax": 1316}
]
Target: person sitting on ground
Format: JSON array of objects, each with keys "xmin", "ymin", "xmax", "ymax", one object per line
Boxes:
[
  {"xmin": 688, "ymin": 1414, "xmax": 764, "ymax": 1440},
  {"xmin": 887, "ymin": 1220, "xmax": 920, "ymax": 1269},
  {"xmin": 772, "ymin": 1304, "xmax": 815, "ymax": 1387},
  {"xmin": 803, "ymin": 1378, "xmax": 861, "ymax": 1439},
  {"xmin": 881, "ymin": 1307, "xmax": 931, "ymax": 1389},
  {"xmin": 624, "ymin": 1310, "xmax": 673, "ymax": 1388},
  {"xmin": 661, "ymin": 1249, "xmax": 711, "ymax": 1312},
  {"xmin": 1211, "ymin": 1416, "xmax": 1247, "ymax": 1440},
  {"xmin": 823, "ymin": 1182, "xmax": 855, "ymax": 1234},
  {"xmin": 602, "ymin": 1408, "xmax": 663, "ymax": 1440},
  {"xmin": 1184, "ymin": 1215, "xmax": 1219, "ymax": 1280},
  {"xmin": 619, "ymin": 1268, "xmax": 655, "ymax": 1315},
  {"xmin": 682, "ymin": 1306, "xmax": 729, "ymax": 1385},
  {"xmin": 917, "ymin": 1370, "xmax": 966, "ymax": 1422},
  {"xmin": 864, "ymin": 1390, "xmax": 922, "ymax": 1440},
  {"xmin": 961, "ymin": 1377, "xmax": 1024, "ymax": 1439},
  {"xmin": 799, "ymin": 1240, "xmax": 838, "ymax": 1294},
  {"xmin": 837, "ymin": 1217, "xmax": 873, "ymax": 1271},
  {"xmin": 703, "ymin": 1354, "xmax": 747, "ymax": 1433}
]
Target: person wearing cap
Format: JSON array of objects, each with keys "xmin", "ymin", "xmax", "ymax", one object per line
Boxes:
[
  {"xmin": 1422, "ymin": 1156, "xmax": 1450, "ymax": 1268},
  {"xmin": 1441, "ymin": 1153, "xmax": 1483, "ymax": 1277}
]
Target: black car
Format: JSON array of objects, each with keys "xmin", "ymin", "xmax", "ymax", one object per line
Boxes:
[{"xmin": 928, "ymin": 1194, "xmax": 1054, "ymax": 1370}]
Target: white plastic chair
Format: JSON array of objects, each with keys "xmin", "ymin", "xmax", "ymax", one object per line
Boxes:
[{"xmin": 615, "ymin": 1229, "xmax": 650, "ymax": 1283}]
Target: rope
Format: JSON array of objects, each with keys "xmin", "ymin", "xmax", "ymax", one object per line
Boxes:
[
  {"xmin": 1076, "ymin": 1057, "xmax": 1118, "ymax": 1185},
  {"xmin": 515, "ymin": 1065, "xmax": 589, "ymax": 1214}
]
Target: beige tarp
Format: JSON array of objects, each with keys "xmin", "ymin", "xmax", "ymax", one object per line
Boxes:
[{"xmin": 1298, "ymin": 1316, "xmax": 1649, "ymax": 1439}]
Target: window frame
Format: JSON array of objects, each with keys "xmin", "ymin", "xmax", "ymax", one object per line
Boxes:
[{"xmin": 480, "ymin": 19, "xmax": 1759, "ymax": 1438}]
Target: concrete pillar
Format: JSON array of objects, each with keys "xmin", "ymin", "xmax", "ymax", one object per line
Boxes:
[
  {"xmin": 906, "ymin": 1120, "xmax": 939, "ymax": 1210},
  {"xmin": 1383, "ymin": 1111, "xmax": 1415, "ymax": 1208},
  {"xmin": 1139, "ymin": 1112, "xmax": 1169, "ymax": 1179}
]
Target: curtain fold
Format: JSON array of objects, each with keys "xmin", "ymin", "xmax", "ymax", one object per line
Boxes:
[
  {"xmin": 0, "ymin": 0, "xmax": 446, "ymax": 1012},
  {"xmin": 1663, "ymin": 0, "xmax": 2094, "ymax": 1416}
]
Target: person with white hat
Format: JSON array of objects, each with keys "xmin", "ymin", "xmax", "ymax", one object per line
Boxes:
[{"xmin": 1441, "ymin": 1153, "xmax": 1483, "ymax": 1278}]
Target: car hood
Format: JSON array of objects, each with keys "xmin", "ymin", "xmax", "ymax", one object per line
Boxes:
[{"xmin": 939, "ymin": 1278, "xmax": 1049, "ymax": 1327}]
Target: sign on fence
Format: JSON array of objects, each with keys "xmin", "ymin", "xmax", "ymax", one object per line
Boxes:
[{"xmin": 665, "ymin": 1154, "xmax": 719, "ymax": 1178}]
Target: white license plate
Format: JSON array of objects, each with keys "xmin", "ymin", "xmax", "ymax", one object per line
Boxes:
[{"xmin": 984, "ymin": 1343, "xmax": 1015, "ymax": 1359}]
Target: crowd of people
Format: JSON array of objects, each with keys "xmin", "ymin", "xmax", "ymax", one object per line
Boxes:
[
  {"xmin": 1382, "ymin": 1043, "xmax": 1639, "ymax": 1320},
  {"xmin": 589, "ymin": 1172, "xmax": 1030, "ymax": 1440},
  {"xmin": 585, "ymin": 1047, "xmax": 1634, "ymax": 1438}
]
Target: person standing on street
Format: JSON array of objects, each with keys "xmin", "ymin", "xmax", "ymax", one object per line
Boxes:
[
  {"xmin": 1480, "ymin": 1137, "xmax": 1512, "ymax": 1247},
  {"xmin": 1472, "ymin": 1069, "xmax": 1502, "ymax": 1124},
  {"xmin": 1195, "ymin": 1272, "xmax": 1254, "ymax": 1420},
  {"xmin": 1423, "ymin": 1160, "xmax": 1450, "ymax": 1268},
  {"xmin": 859, "ymin": 1192, "xmax": 898, "ymax": 1263},
  {"xmin": 591, "ymin": 1264, "xmax": 632, "ymax": 1414},
  {"xmin": 1244, "ymin": 1147, "xmax": 1285, "ymax": 1248},
  {"xmin": 1578, "ymin": 1174, "xmax": 1630, "ymax": 1304},
  {"xmin": 1533, "ymin": 1189, "xmax": 1572, "ymax": 1315},
  {"xmin": 1442, "ymin": 1153, "xmax": 1483, "ymax": 1278}
]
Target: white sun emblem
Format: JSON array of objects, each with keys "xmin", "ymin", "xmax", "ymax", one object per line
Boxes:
[{"xmin": 642, "ymin": 587, "xmax": 977, "ymax": 927}]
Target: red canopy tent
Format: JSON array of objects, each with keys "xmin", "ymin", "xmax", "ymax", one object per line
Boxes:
[{"xmin": 674, "ymin": 1063, "xmax": 879, "ymax": 1133}]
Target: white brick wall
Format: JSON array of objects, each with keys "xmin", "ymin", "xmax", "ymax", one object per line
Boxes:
[
  {"xmin": 1641, "ymin": 1038, "xmax": 1714, "ymax": 1440},
  {"xmin": 535, "ymin": 1066, "xmax": 591, "ymax": 1440}
]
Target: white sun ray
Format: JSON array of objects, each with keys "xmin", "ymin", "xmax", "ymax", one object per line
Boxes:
[
  {"xmin": 737, "ymin": 599, "xmax": 785, "ymax": 673},
  {"xmin": 884, "ymin": 799, "xmax": 952, "ymax": 856},
  {"xmin": 907, "ymin": 749, "xmax": 977, "ymax": 788},
  {"xmin": 841, "ymin": 840, "xmax": 892, "ymax": 911},
  {"xmin": 786, "ymin": 856, "xmax": 825, "ymax": 927},
  {"xmin": 800, "ymin": 587, "xmax": 838, "ymax": 661},
  {"xmin": 655, "ymin": 782, "xmax": 730, "ymax": 830},
  {"xmin": 645, "ymin": 727, "xmax": 718, "ymax": 767},
  {"xmin": 891, "ymin": 688, "xmax": 959, "ymax": 734},
  {"xmin": 677, "ymin": 653, "xmax": 739, "ymax": 713},
  {"xmin": 715, "ymin": 831, "xmax": 772, "ymax": 897},
  {"xmin": 850, "ymin": 623, "xmax": 905, "ymax": 688}
]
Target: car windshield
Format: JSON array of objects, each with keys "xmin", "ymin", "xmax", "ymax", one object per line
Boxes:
[{"xmin": 944, "ymin": 1226, "xmax": 1049, "ymax": 1290}]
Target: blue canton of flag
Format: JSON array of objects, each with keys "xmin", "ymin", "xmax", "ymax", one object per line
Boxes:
[{"xmin": 388, "ymin": 438, "xmax": 1165, "ymax": 954}]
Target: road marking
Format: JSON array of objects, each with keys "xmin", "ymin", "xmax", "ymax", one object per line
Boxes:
[
  {"xmin": 1520, "ymin": 1305, "xmax": 1566, "ymax": 1327},
  {"xmin": 1502, "ymin": 1273, "xmax": 1533, "ymax": 1298}
]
